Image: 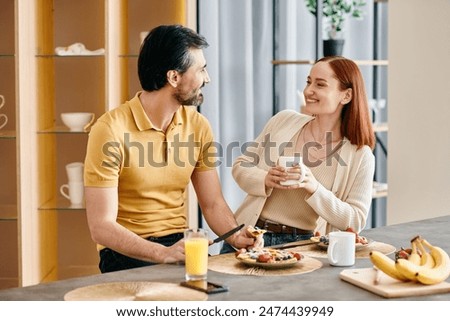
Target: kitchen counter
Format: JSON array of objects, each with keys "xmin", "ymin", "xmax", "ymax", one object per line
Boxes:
[{"xmin": 0, "ymin": 215, "xmax": 449, "ymax": 301}]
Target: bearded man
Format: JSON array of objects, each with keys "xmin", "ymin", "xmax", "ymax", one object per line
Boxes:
[{"xmin": 84, "ymin": 25, "xmax": 255, "ymax": 273}]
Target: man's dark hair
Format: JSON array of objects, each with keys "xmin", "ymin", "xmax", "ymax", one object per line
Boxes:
[{"xmin": 138, "ymin": 24, "xmax": 209, "ymax": 91}]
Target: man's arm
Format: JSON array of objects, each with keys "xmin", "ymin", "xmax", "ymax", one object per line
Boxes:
[
  {"xmin": 85, "ymin": 186, "xmax": 185, "ymax": 263},
  {"xmin": 190, "ymin": 169, "xmax": 255, "ymax": 248}
]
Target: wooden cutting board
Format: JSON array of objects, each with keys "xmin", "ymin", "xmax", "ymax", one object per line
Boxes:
[{"xmin": 340, "ymin": 268, "xmax": 450, "ymax": 298}]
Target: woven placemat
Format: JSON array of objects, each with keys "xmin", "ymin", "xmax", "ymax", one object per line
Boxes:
[
  {"xmin": 294, "ymin": 241, "xmax": 396, "ymax": 259},
  {"xmin": 64, "ymin": 282, "xmax": 207, "ymax": 301},
  {"xmin": 208, "ymin": 252, "xmax": 322, "ymax": 276}
]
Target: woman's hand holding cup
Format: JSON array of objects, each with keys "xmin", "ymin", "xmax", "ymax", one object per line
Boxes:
[
  {"xmin": 265, "ymin": 156, "xmax": 305, "ymax": 189},
  {"xmin": 265, "ymin": 156, "xmax": 319, "ymax": 194},
  {"xmin": 297, "ymin": 166, "xmax": 319, "ymax": 195}
]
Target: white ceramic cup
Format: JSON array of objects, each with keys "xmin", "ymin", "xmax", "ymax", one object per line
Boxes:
[
  {"xmin": 61, "ymin": 112, "xmax": 95, "ymax": 132},
  {"xmin": 0, "ymin": 114, "xmax": 7, "ymax": 130},
  {"xmin": 65, "ymin": 162, "xmax": 84, "ymax": 182},
  {"xmin": 140, "ymin": 31, "xmax": 149, "ymax": 44},
  {"xmin": 327, "ymin": 231, "xmax": 356, "ymax": 267},
  {"xmin": 278, "ymin": 156, "xmax": 306, "ymax": 186},
  {"xmin": 0, "ymin": 95, "xmax": 7, "ymax": 130},
  {"xmin": 60, "ymin": 181, "xmax": 84, "ymax": 205}
]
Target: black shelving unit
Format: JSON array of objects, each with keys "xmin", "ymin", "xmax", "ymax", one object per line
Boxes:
[{"xmin": 271, "ymin": 0, "xmax": 389, "ymax": 228}]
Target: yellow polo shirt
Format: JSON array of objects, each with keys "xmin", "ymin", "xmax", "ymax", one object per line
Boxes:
[{"xmin": 84, "ymin": 92, "xmax": 217, "ymax": 240}]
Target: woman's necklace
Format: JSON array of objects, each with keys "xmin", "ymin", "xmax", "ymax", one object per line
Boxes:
[
  {"xmin": 303, "ymin": 122, "xmax": 343, "ymax": 162},
  {"xmin": 309, "ymin": 123, "xmax": 324, "ymax": 144},
  {"xmin": 308, "ymin": 121, "xmax": 342, "ymax": 145}
]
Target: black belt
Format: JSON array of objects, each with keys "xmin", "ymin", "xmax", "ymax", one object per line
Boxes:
[
  {"xmin": 256, "ymin": 218, "xmax": 313, "ymax": 235},
  {"xmin": 146, "ymin": 233, "xmax": 184, "ymax": 242}
]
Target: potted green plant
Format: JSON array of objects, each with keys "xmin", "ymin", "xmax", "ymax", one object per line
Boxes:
[{"xmin": 305, "ymin": 0, "xmax": 367, "ymax": 56}]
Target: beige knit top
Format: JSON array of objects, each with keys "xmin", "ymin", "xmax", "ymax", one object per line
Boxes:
[
  {"xmin": 232, "ymin": 110, "xmax": 375, "ymax": 234},
  {"xmin": 260, "ymin": 146, "xmax": 338, "ymax": 231}
]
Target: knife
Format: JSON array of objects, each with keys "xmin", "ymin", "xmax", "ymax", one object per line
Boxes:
[
  {"xmin": 210, "ymin": 224, "xmax": 245, "ymax": 245},
  {"xmin": 269, "ymin": 238, "xmax": 319, "ymax": 250}
]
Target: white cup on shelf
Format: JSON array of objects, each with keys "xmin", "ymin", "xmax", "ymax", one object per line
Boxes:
[
  {"xmin": 0, "ymin": 95, "xmax": 7, "ymax": 130},
  {"xmin": 140, "ymin": 31, "xmax": 149, "ymax": 44},
  {"xmin": 369, "ymin": 98, "xmax": 386, "ymax": 124},
  {"xmin": 61, "ymin": 112, "xmax": 95, "ymax": 132},
  {"xmin": 65, "ymin": 162, "xmax": 84, "ymax": 183},
  {"xmin": 0, "ymin": 114, "xmax": 7, "ymax": 130},
  {"xmin": 60, "ymin": 181, "xmax": 84, "ymax": 206}
]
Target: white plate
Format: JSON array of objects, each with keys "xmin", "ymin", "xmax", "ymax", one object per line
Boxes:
[{"xmin": 236, "ymin": 257, "xmax": 300, "ymax": 270}]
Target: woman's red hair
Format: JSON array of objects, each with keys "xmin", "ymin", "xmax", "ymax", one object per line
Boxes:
[{"xmin": 316, "ymin": 56, "xmax": 375, "ymax": 150}]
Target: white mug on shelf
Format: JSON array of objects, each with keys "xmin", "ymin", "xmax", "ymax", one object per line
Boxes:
[
  {"xmin": 278, "ymin": 156, "xmax": 306, "ymax": 186},
  {"xmin": 65, "ymin": 162, "xmax": 84, "ymax": 183},
  {"xmin": 327, "ymin": 231, "xmax": 356, "ymax": 267},
  {"xmin": 140, "ymin": 31, "xmax": 149, "ymax": 44},
  {"xmin": 369, "ymin": 98, "xmax": 386, "ymax": 124},
  {"xmin": 61, "ymin": 112, "xmax": 95, "ymax": 132},
  {"xmin": 60, "ymin": 181, "xmax": 85, "ymax": 206},
  {"xmin": 0, "ymin": 114, "xmax": 7, "ymax": 130},
  {"xmin": 0, "ymin": 95, "xmax": 7, "ymax": 130}
]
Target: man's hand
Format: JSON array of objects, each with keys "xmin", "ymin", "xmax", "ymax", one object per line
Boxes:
[
  {"xmin": 245, "ymin": 226, "xmax": 265, "ymax": 248},
  {"xmin": 252, "ymin": 234, "xmax": 265, "ymax": 248},
  {"xmin": 226, "ymin": 230, "xmax": 256, "ymax": 249},
  {"xmin": 160, "ymin": 239, "xmax": 186, "ymax": 264}
]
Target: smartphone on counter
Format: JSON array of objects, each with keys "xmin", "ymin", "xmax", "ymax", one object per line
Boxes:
[{"xmin": 180, "ymin": 280, "xmax": 228, "ymax": 294}]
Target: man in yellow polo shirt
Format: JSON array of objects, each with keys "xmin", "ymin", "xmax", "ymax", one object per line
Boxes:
[{"xmin": 84, "ymin": 25, "xmax": 256, "ymax": 273}]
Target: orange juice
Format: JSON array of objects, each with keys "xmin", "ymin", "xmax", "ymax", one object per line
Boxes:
[{"xmin": 185, "ymin": 237, "xmax": 208, "ymax": 280}]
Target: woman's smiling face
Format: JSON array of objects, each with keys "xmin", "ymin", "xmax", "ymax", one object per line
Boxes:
[{"xmin": 303, "ymin": 61, "xmax": 351, "ymax": 117}]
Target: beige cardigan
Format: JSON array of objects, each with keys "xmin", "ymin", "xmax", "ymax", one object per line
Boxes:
[{"xmin": 232, "ymin": 110, "xmax": 375, "ymax": 234}]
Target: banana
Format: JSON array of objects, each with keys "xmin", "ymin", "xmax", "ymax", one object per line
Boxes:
[
  {"xmin": 370, "ymin": 251, "xmax": 409, "ymax": 282},
  {"xmin": 416, "ymin": 238, "xmax": 435, "ymax": 269},
  {"xmin": 408, "ymin": 239, "xmax": 421, "ymax": 265},
  {"xmin": 415, "ymin": 239, "xmax": 450, "ymax": 285},
  {"xmin": 395, "ymin": 238, "xmax": 441, "ymax": 282},
  {"xmin": 395, "ymin": 258, "xmax": 419, "ymax": 281}
]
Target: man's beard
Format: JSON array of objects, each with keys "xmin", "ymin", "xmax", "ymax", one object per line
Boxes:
[{"xmin": 174, "ymin": 86, "xmax": 204, "ymax": 106}]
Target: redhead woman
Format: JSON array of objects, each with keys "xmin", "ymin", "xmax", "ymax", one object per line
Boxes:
[{"xmin": 223, "ymin": 56, "xmax": 375, "ymax": 251}]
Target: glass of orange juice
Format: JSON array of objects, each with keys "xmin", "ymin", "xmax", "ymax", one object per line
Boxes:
[{"xmin": 184, "ymin": 228, "xmax": 209, "ymax": 281}]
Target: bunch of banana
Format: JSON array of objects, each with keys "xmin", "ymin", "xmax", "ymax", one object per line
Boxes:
[
  {"xmin": 369, "ymin": 236, "xmax": 450, "ymax": 285},
  {"xmin": 416, "ymin": 239, "xmax": 450, "ymax": 285},
  {"xmin": 395, "ymin": 237, "xmax": 422, "ymax": 281}
]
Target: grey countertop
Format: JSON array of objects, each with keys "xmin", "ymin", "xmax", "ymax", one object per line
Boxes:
[{"xmin": 0, "ymin": 215, "xmax": 449, "ymax": 301}]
